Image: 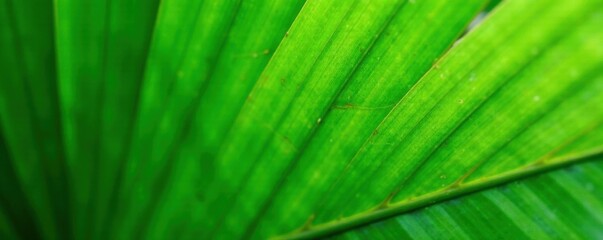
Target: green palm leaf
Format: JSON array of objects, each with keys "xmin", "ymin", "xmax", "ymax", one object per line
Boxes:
[
  {"xmin": 0, "ymin": 0, "xmax": 602, "ymax": 239},
  {"xmin": 331, "ymin": 159, "xmax": 603, "ymax": 239}
]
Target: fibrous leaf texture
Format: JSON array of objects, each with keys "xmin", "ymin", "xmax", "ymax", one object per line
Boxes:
[{"xmin": 0, "ymin": 0, "xmax": 602, "ymax": 239}]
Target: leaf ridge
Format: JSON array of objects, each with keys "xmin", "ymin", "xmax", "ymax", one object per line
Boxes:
[
  {"xmin": 208, "ymin": 0, "xmax": 369, "ymax": 236},
  {"xmin": 276, "ymin": 149, "xmax": 603, "ymax": 239},
  {"xmin": 239, "ymin": 1, "xmax": 413, "ymax": 237}
]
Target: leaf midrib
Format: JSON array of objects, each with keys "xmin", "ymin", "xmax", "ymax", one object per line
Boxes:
[{"xmin": 275, "ymin": 148, "xmax": 603, "ymax": 239}]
